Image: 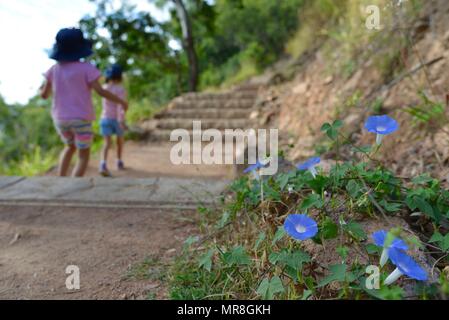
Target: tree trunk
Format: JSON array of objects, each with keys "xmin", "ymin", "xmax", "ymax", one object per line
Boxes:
[{"xmin": 172, "ymin": 0, "xmax": 198, "ymax": 92}]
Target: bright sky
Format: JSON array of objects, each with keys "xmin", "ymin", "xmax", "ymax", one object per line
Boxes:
[{"xmin": 0, "ymin": 0, "xmax": 170, "ymax": 105}]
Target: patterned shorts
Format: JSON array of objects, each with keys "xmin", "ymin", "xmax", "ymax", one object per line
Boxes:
[{"xmin": 54, "ymin": 119, "xmax": 93, "ymax": 149}]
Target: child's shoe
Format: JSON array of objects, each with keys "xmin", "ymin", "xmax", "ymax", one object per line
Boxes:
[
  {"xmin": 117, "ymin": 160, "xmax": 125, "ymax": 171},
  {"xmin": 99, "ymin": 162, "xmax": 111, "ymax": 177}
]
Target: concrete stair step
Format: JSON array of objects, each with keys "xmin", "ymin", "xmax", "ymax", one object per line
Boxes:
[
  {"xmin": 181, "ymin": 92, "xmax": 258, "ymax": 101},
  {"xmin": 0, "ymin": 176, "xmax": 230, "ymax": 210},
  {"xmin": 172, "ymin": 99, "xmax": 255, "ymax": 109},
  {"xmin": 156, "ymin": 108, "xmax": 252, "ymax": 119},
  {"xmin": 156, "ymin": 118, "xmax": 250, "ymax": 130},
  {"xmin": 148, "ymin": 129, "xmax": 255, "ymax": 142},
  {"xmin": 234, "ymin": 83, "xmax": 262, "ymax": 92}
]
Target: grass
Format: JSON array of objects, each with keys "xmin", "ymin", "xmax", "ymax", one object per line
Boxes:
[
  {"xmin": 200, "ymin": 56, "xmax": 261, "ymax": 92},
  {"xmin": 124, "ymin": 255, "xmax": 167, "ymax": 282},
  {"xmin": 285, "ymin": 0, "xmax": 345, "ymax": 58},
  {"xmin": 221, "ymin": 61, "xmax": 260, "ymax": 89},
  {"xmin": 1, "ymin": 147, "xmax": 58, "ymax": 176},
  {"xmin": 285, "ymin": 0, "xmax": 422, "ymax": 84},
  {"xmin": 170, "ymin": 254, "xmax": 224, "ymax": 300},
  {"xmin": 126, "ymin": 97, "xmax": 163, "ymax": 125}
]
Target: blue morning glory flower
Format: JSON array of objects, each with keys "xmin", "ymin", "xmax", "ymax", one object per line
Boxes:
[
  {"xmin": 384, "ymin": 247, "xmax": 428, "ymax": 285},
  {"xmin": 244, "ymin": 157, "xmax": 273, "ymax": 181},
  {"xmin": 284, "ymin": 214, "xmax": 318, "ymax": 241},
  {"xmin": 364, "ymin": 115, "xmax": 399, "ymax": 145},
  {"xmin": 296, "ymin": 157, "xmax": 321, "ymax": 178},
  {"xmin": 372, "ymin": 230, "xmax": 408, "ymax": 267}
]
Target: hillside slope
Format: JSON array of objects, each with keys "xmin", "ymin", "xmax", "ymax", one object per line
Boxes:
[
  {"xmin": 167, "ymin": 0, "xmax": 449, "ymax": 301},
  {"xmin": 259, "ymin": 0, "xmax": 449, "ymax": 184}
]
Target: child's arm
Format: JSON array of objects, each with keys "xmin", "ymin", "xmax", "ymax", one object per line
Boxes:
[
  {"xmin": 91, "ymin": 80, "xmax": 128, "ymax": 110},
  {"xmin": 40, "ymin": 80, "xmax": 52, "ymax": 99}
]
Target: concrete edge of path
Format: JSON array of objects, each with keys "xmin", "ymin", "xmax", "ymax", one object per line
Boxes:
[
  {"xmin": 0, "ymin": 176, "xmax": 231, "ymax": 210},
  {"xmin": 0, "ymin": 199, "xmax": 203, "ymax": 210}
]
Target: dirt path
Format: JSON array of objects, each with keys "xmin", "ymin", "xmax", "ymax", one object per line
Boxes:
[
  {"xmin": 47, "ymin": 141, "xmax": 235, "ymax": 179},
  {"xmin": 0, "ymin": 205, "xmax": 197, "ymax": 299},
  {"xmin": 1, "ymin": 142, "xmax": 233, "ymax": 299}
]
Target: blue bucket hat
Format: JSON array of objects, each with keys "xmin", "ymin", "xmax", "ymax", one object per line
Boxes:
[
  {"xmin": 49, "ymin": 28, "xmax": 93, "ymax": 62},
  {"xmin": 105, "ymin": 64, "xmax": 123, "ymax": 80}
]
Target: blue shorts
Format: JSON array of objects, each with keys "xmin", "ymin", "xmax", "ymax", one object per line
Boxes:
[{"xmin": 100, "ymin": 119, "xmax": 124, "ymax": 137}]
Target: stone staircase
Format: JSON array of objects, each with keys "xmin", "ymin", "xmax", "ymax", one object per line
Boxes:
[{"xmin": 145, "ymin": 83, "xmax": 261, "ymax": 142}]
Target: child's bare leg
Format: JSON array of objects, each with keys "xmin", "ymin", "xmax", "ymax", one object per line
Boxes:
[
  {"xmin": 101, "ymin": 136, "xmax": 112, "ymax": 163},
  {"xmin": 117, "ymin": 136, "xmax": 124, "ymax": 161},
  {"xmin": 72, "ymin": 148, "xmax": 90, "ymax": 177},
  {"xmin": 58, "ymin": 144, "xmax": 76, "ymax": 176}
]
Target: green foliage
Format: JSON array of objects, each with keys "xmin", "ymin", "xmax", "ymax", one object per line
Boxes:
[
  {"xmin": 170, "ymin": 116, "xmax": 449, "ymax": 300},
  {"xmin": 199, "ymin": 0, "xmax": 304, "ymax": 89},
  {"xmin": 404, "ymin": 91, "xmax": 448, "ymax": 131},
  {"xmin": 6, "ymin": 147, "xmax": 57, "ymax": 176},
  {"xmin": 286, "ymin": 0, "xmax": 346, "ymax": 58},
  {"xmin": 0, "ymin": 96, "xmax": 60, "ymax": 175},
  {"xmin": 319, "ymin": 217, "xmax": 338, "ymax": 240},
  {"xmin": 365, "ymin": 284, "xmax": 405, "ymax": 300},
  {"xmin": 81, "ymin": 0, "xmax": 305, "ymax": 100},
  {"xmin": 256, "ymin": 276, "xmax": 285, "ymax": 300},
  {"xmin": 318, "ymin": 264, "xmax": 353, "ymax": 287},
  {"xmin": 321, "ymin": 119, "xmax": 343, "ymax": 140},
  {"xmin": 125, "ymin": 255, "xmax": 167, "ymax": 281},
  {"xmin": 198, "ymin": 249, "xmax": 215, "ymax": 272},
  {"xmin": 214, "ymin": 0, "xmax": 303, "ymax": 66},
  {"xmin": 342, "ymin": 221, "xmax": 367, "ymax": 241},
  {"xmin": 287, "ymin": 0, "xmax": 419, "ymax": 85},
  {"xmin": 222, "ymin": 246, "xmax": 251, "ymax": 266},
  {"xmin": 429, "ymin": 232, "xmax": 449, "ymax": 252},
  {"xmin": 125, "ymin": 97, "xmax": 163, "ymax": 124},
  {"xmin": 300, "ymin": 193, "xmax": 324, "ymax": 211},
  {"xmin": 81, "ymin": 2, "xmax": 182, "ymax": 103}
]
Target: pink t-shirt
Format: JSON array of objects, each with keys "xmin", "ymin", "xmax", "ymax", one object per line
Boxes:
[
  {"xmin": 101, "ymin": 83, "xmax": 126, "ymax": 121},
  {"xmin": 45, "ymin": 62, "xmax": 101, "ymax": 121}
]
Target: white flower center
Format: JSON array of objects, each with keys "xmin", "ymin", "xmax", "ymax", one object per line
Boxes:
[
  {"xmin": 376, "ymin": 126, "xmax": 386, "ymax": 132},
  {"xmin": 295, "ymin": 224, "xmax": 306, "ymax": 233},
  {"xmin": 399, "ymin": 263, "xmax": 408, "ymax": 274}
]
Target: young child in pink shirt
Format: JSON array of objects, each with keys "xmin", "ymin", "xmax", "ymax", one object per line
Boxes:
[
  {"xmin": 99, "ymin": 64, "xmax": 128, "ymax": 176},
  {"xmin": 40, "ymin": 28, "xmax": 128, "ymax": 177}
]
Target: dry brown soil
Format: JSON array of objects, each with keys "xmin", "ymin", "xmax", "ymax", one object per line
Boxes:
[{"xmin": 1, "ymin": 142, "xmax": 231, "ymax": 299}]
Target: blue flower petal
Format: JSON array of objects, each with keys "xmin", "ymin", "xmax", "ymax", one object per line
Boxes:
[
  {"xmin": 364, "ymin": 115, "xmax": 399, "ymax": 135},
  {"xmin": 284, "ymin": 214, "xmax": 318, "ymax": 241},
  {"xmin": 388, "ymin": 248, "xmax": 428, "ymax": 281},
  {"xmin": 371, "ymin": 230, "xmax": 408, "ymax": 251},
  {"xmin": 372, "ymin": 230, "xmax": 387, "ymax": 247},
  {"xmin": 296, "ymin": 157, "xmax": 321, "ymax": 171},
  {"xmin": 244, "ymin": 160, "xmax": 263, "ymax": 174}
]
